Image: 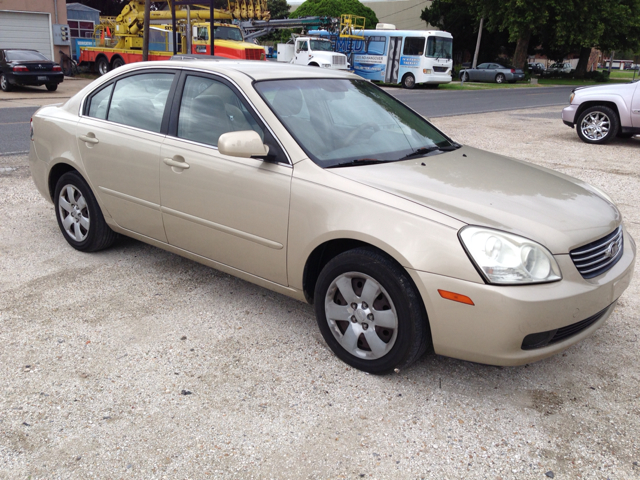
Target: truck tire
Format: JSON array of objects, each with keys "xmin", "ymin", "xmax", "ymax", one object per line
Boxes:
[
  {"xmin": 111, "ymin": 57, "xmax": 125, "ymax": 69},
  {"xmin": 96, "ymin": 57, "xmax": 110, "ymax": 76}
]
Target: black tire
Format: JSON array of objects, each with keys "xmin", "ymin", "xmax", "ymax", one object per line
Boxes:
[
  {"xmin": 576, "ymin": 105, "xmax": 619, "ymax": 144},
  {"xmin": 308, "ymin": 62, "xmax": 319, "ymax": 67},
  {"xmin": 46, "ymin": 83, "xmax": 58, "ymax": 92},
  {"xmin": 0, "ymin": 73, "xmax": 12, "ymax": 92},
  {"xmin": 495, "ymin": 73, "xmax": 506, "ymax": 84},
  {"xmin": 314, "ymin": 247, "xmax": 431, "ymax": 374},
  {"xmin": 96, "ymin": 57, "xmax": 110, "ymax": 76},
  {"xmin": 402, "ymin": 73, "xmax": 416, "ymax": 89},
  {"xmin": 54, "ymin": 171, "xmax": 118, "ymax": 252},
  {"xmin": 111, "ymin": 57, "xmax": 125, "ymax": 69},
  {"xmin": 461, "ymin": 71, "xmax": 469, "ymax": 82},
  {"xmin": 617, "ymin": 132, "xmax": 635, "ymax": 139}
]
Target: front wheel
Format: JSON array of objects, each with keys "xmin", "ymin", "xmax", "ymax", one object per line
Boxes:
[
  {"xmin": 314, "ymin": 248, "xmax": 431, "ymax": 374},
  {"xmin": 0, "ymin": 73, "xmax": 12, "ymax": 92},
  {"xmin": 46, "ymin": 83, "xmax": 58, "ymax": 92},
  {"xmin": 576, "ymin": 105, "xmax": 619, "ymax": 144},
  {"xmin": 54, "ymin": 171, "xmax": 118, "ymax": 252},
  {"xmin": 495, "ymin": 73, "xmax": 506, "ymax": 84},
  {"xmin": 402, "ymin": 73, "xmax": 416, "ymax": 89}
]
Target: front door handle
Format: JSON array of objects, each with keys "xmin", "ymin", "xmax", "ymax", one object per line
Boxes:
[
  {"xmin": 163, "ymin": 157, "xmax": 190, "ymax": 170},
  {"xmin": 79, "ymin": 134, "xmax": 99, "ymax": 144}
]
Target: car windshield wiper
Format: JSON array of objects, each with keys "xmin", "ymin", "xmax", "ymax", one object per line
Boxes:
[
  {"xmin": 326, "ymin": 158, "xmax": 389, "ymax": 169},
  {"xmin": 397, "ymin": 143, "xmax": 460, "ymax": 161}
]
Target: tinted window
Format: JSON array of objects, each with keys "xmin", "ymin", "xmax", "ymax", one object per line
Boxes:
[
  {"xmin": 477, "ymin": 63, "xmax": 489, "ymax": 69},
  {"xmin": 107, "ymin": 73, "xmax": 174, "ymax": 132},
  {"xmin": 403, "ymin": 37, "xmax": 425, "ymax": 56},
  {"xmin": 6, "ymin": 50, "xmax": 49, "ymax": 61},
  {"xmin": 177, "ymin": 75, "xmax": 263, "ymax": 147},
  {"xmin": 87, "ymin": 84, "xmax": 114, "ymax": 120}
]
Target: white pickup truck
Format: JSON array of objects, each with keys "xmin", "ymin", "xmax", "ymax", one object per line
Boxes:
[{"xmin": 276, "ymin": 37, "xmax": 348, "ymax": 70}]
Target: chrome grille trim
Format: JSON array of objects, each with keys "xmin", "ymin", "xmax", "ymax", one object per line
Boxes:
[
  {"xmin": 570, "ymin": 226, "xmax": 624, "ymax": 278},
  {"xmin": 332, "ymin": 55, "xmax": 346, "ymax": 65}
]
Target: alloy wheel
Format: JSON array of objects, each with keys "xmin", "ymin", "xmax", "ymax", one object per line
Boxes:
[{"xmin": 580, "ymin": 111, "xmax": 611, "ymax": 141}]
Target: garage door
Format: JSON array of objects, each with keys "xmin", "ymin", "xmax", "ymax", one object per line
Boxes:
[{"xmin": 0, "ymin": 11, "xmax": 53, "ymax": 60}]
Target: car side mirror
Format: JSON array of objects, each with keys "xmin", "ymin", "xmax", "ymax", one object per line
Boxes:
[{"xmin": 218, "ymin": 131, "xmax": 270, "ymax": 159}]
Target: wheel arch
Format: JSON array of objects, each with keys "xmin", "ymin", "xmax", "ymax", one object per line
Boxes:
[
  {"xmin": 308, "ymin": 62, "xmax": 319, "ymax": 67},
  {"xmin": 302, "ymin": 237, "xmax": 415, "ymax": 305},
  {"xmin": 575, "ymin": 100, "xmax": 621, "ymax": 125},
  {"xmin": 48, "ymin": 162, "xmax": 85, "ymax": 201}
]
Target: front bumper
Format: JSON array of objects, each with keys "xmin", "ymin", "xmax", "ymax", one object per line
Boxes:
[
  {"xmin": 562, "ymin": 104, "xmax": 579, "ymax": 125},
  {"xmin": 408, "ymin": 228, "xmax": 636, "ymax": 366}
]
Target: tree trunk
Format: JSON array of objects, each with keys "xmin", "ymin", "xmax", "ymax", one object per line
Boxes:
[
  {"xmin": 512, "ymin": 30, "xmax": 531, "ymax": 69},
  {"xmin": 574, "ymin": 46, "xmax": 592, "ymax": 78}
]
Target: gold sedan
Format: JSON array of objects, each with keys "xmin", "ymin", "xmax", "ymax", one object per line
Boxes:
[{"xmin": 29, "ymin": 61, "xmax": 636, "ymax": 373}]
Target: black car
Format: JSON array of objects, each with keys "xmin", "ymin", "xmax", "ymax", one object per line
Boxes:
[{"xmin": 0, "ymin": 49, "xmax": 64, "ymax": 92}]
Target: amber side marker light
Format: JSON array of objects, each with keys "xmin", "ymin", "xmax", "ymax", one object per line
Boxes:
[{"xmin": 438, "ymin": 289, "xmax": 475, "ymax": 305}]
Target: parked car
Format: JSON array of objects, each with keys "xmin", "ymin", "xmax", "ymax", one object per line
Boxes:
[
  {"xmin": 459, "ymin": 63, "xmax": 525, "ymax": 83},
  {"xmin": 562, "ymin": 81, "xmax": 640, "ymax": 143},
  {"xmin": 0, "ymin": 49, "xmax": 64, "ymax": 92},
  {"xmin": 528, "ymin": 62, "xmax": 546, "ymax": 74},
  {"xmin": 29, "ymin": 61, "xmax": 635, "ymax": 373},
  {"xmin": 547, "ymin": 62, "xmax": 572, "ymax": 74}
]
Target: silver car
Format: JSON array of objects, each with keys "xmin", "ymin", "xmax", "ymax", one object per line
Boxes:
[{"xmin": 459, "ymin": 62, "xmax": 525, "ymax": 84}]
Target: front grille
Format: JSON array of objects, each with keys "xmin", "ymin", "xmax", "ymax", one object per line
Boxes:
[
  {"xmin": 332, "ymin": 55, "xmax": 346, "ymax": 65},
  {"xmin": 570, "ymin": 226, "xmax": 623, "ymax": 279},
  {"xmin": 521, "ymin": 303, "xmax": 613, "ymax": 350},
  {"xmin": 245, "ymin": 49, "xmax": 263, "ymax": 60},
  {"xmin": 433, "ymin": 66, "xmax": 448, "ymax": 73}
]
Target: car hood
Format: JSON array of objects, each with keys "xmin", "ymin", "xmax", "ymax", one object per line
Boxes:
[{"xmin": 329, "ymin": 146, "xmax": 620, "ymax": 253}]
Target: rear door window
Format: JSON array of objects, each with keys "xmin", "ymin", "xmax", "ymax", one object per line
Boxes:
[
  {"xmin": 107, "ymin": 72, "xmax": 174, "ymax": 133},
  {"xmin": 87, "ymin": 84, "xmax": 114, "ymax": 120}
]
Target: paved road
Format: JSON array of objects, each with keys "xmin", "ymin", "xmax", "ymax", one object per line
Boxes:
[
  {"xmin": 385, "ymin": 85, "xmax": 574, "ymax": 118},
  {"xmin": 0, "ymin": 85, "xmax": 574, "ymax": 155},
  {"xmin": 0, "ymin": 106, "xmax": 38, "ymax": 155}
]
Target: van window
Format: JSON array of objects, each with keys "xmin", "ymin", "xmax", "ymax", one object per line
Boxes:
[{"xmin": 403, "ymin": 37, "xmax": 425, "ymax": 56}]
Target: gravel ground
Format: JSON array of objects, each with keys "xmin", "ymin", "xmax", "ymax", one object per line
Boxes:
[{"xmin": 1, "ymin": 106, "xmax": 639, "ymax": 479}]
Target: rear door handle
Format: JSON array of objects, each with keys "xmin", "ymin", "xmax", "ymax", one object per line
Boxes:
[
  {"xmin": 79, "ymin": 134, "xmax": 99, "ymax": 144},
  {"xmin": 163, "ymin": 157, "xmax": 190, "ymax": 170}
]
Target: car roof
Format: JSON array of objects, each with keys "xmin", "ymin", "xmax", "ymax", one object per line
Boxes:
[{"xmin": 123, "ymin": 59, "xmax": 361, "ymax": 82}]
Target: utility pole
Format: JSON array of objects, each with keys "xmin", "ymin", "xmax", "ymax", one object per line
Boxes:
[
  {"xmin": 142, "ymin": 0, "xmax": 151, "ymax": 61},
  {"xmin": 209, "ymin": 0, "xmax": 214, "ymax": 55},
  {"xmin": 608, "ymin": 50, "xmax": 615, "ymax": 72},
  {"xmin": 472, "ymin": 18, "xmax": 483, "ymax": 69}
]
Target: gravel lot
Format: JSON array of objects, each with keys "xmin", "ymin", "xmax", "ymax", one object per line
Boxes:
[{"xmin": 1, "ymin": 106, "xmax": 639, "ymax": 479}]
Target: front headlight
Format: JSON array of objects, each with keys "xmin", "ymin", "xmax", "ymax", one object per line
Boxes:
[
  {"xmin": 459, "ymin": 226, "xmax": 562, "ymax": 285},
  {"xmin": 569, "ymin": 92, "xmax": 575, "ymax": 104}
]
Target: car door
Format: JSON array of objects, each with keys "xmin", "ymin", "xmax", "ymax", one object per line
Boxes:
[
  {"xmin": 159, "ymin": 72, "xmax": 292, "ymax": 285},
  {"xmin": 632, "ymin": 81, "xmax": 640, "ymax": 128},
  {"xmin": 77, "ymin": 70, "xmax": 177, "ymax": 242},
  {"xmin": 474, "ymin": 63, "xmax": 489, "ymax": 81},
  {"xmin": 295, "ymin": 40, "xmax": 310, "ymax": 65}
]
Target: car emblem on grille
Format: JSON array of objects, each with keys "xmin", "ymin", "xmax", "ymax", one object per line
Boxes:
[{"xmin": 604, "ymin": 241, "xmax": 619, "ymax": 259}]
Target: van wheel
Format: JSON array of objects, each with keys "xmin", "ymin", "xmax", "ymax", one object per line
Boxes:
[
  {"xmin": 402, "ymin": 73, "xmax": 416, "ymax": 89},
  {"xmin": 314, "ymin": 247, "xmax": 431, "ymax": 374}
]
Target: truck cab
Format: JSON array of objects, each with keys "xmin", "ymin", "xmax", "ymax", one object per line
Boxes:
[
  {"xmin": 278, "ymin": 37, "xmax": 348, "ymax": 70},
  {"xmin": 192, "ymin": 23, "xmax": 265, "ymax": 60}
]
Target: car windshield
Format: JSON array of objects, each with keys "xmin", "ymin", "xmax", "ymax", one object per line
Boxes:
[
  {"xmin": 310, "ymin": 40, "xmax": 332, "ymax": 51},
  {"xmin": 6, "ymin": 50, "xmax": 49, "ymax": 61},
  {"xmin": 212, "ymin": 26, "xmax": 244, "ymax": 41},
  {"xmin": 255, "ymin": 79, "xmax": 454, "ymax": 168}
]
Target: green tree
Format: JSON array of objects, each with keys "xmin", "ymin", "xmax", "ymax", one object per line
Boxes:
[
  {"xmin": 290, "ymin": 0, "xmax": 378, "ymax": 31},
  {"xmin": 267, "ymin": 0, "xmax": 291, "ymax": 19}
]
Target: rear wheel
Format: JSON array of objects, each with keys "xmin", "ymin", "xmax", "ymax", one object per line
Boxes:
[
  {"xmin": 495, "ymin": 73, "xmax": 506, "ymax": 83},
  {"xmin": 314, "ymin": 247, "xmax": 431, "ymax": 374},
  {"xmin": 0, "ymin": 73, "xmax": 12, "ymax": 92},
  {"xmin": 54, "ymin": 171, "xmax": 118, "ymax": 252},
  {"xmin": 576, "ymin": 105, "xmax": 619, "ymax": 144},
  {"xmin": 402, "ymin": 73, "xmax": 416, "ymax": 89},
  {"xmin": 111, "ymin": 57, "xmax": 125, "ymax": 69},
  {"xmin": 46, "ymin": 83, "xmax": 58, "ymax": 92},
  {"xmin": 96, "ymin": 57, "xmax": 110, "ymax": 76}
]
